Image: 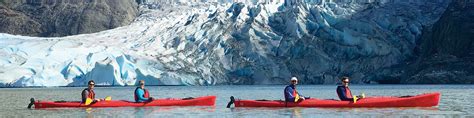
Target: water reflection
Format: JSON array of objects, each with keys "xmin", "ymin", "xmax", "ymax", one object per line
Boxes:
[
  {"xmin": 229, "ymin": 107, "xmax": 442, "ymax": 117},
  {"xmin": 79, "ymin": 106, "xmax": 217, "ymax": 117}
]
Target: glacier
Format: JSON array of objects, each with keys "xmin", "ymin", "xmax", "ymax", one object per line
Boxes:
[{"xmin": 0, "ymin": 0, "xmax": 450, "ymax": 87}]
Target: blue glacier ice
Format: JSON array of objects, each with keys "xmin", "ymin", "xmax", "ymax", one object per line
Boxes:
[{"xmin": 0, "ymin": 0, "xmax": 451, "ymax": 87}]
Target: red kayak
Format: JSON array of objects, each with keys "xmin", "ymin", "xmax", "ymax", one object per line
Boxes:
[
  {"xmin": 29, "ymin": 96, "xmax": 216, "ymax": 109},
  {"xmin": 227, "ymin": 93, "xmax": 440, "ymax": 108}
]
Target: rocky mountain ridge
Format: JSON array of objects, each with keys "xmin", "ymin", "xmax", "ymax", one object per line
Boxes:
[{"xmin": 0, "ymin": 0, "xmax": 138, "ymax": 37}]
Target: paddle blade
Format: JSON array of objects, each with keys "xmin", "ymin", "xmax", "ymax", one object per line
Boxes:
[
  {"xmin": 353, "ymin": 95, "xmax": 358, "ymax": 103},
  {"xmin": 105, "ymin": 96, "xmax": 112, "ymax": 101},
  {"xmin": 294, "ymin": 94, "xmax": 300, "ymax": 102},
  {"xmin": 85, "ymin": 98, "xmax": 93, "ymax": 105}
]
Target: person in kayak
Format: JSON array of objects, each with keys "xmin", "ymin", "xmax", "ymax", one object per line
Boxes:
[
  {"xmin": 336, "ymin": 77, "xmax": 364, "ymax": 101},
  {"xmin": 134, "ymin": 80, "xmax": 154, "ymax": 102},
  {"xmin": 81, "ymin": 80, "xmax": 101, "ymax": 103},
  {"xmin": 284, "ymin": 77, "xmax": 306, "ymax": 103}
]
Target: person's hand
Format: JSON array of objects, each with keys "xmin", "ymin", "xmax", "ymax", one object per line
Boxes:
[
  {"xmin": 300, "ymin": 97, "xmax": 305, "ymax": 100},
  {"xmin": 149, "ymin": 97, "xmax": 154, "ymax": 101}
]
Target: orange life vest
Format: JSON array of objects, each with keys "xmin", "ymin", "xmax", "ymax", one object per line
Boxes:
[
  {"xmin": 144, "ymin": 89, "xmax": 150, "ymax": 98},
  {"xmin": 345, "ymin": 87, "xmax": 352, "ymax": 98},
  {"xmin": 293, "ymin": 88, "xmax": 300, "ymax": 102},
  {"xmin": 87, "ymin": 89, "xmax": 95, "ymax": 99}
]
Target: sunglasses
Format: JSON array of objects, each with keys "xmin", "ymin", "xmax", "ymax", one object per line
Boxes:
[
  {"xmin": 343, "ymin": 81, "xmax": 349, "ymax": 83},
  {"xmin": 89, "ymin": 84, "xmax": 95, "ymax": 86}
]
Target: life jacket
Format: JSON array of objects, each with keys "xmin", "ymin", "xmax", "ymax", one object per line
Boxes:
[
  {"xmin": 83, "ymin": 88, "xmax": 95, "ymax": 99},
  {"xmin": 344, "ymin": 86, "xmax": 353, "ymax": 98},
  {"xmin": 293, "ymin": 87, "xmax": 300, "ymax": 102},
  {"xmin": 134, "ymin": 87, "xmax": 150, "ymax": 102},
  {"xmin": 144, "ymin": 89, "xmax": 149, "ymax": 98}
]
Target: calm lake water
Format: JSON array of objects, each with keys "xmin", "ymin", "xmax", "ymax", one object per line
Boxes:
[{"xmin": 1, "ymin": 85, "xmax": 473, "ymax": 117}]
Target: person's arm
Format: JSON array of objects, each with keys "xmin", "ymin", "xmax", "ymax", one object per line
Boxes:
[
  {"xmin": 297, "ymin": 91, "xmax": 304, "ymax": 98},
  {"xmin": 81, "ymin": 90, "xmax": 88, "ymax": 103},
  {"xmin": 285, "ymin": 87, "xmax": 295, "ymax": 101},
  {"xmin": 136, "ymin": 89, "xmax": 148, "ymax": 101},
  {"xmin": 337, "ymin": 86, "xmax": 353, "ymax": 101}
]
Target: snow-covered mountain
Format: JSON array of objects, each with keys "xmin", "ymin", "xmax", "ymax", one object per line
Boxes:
[{"xmin": 0, "ymin": 0, "xmax": 450, "ymax": 87}]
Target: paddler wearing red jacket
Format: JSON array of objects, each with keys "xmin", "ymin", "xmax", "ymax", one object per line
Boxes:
[{"xmin": 134, "ymin": 80, "xmax": 154, "ymax": 102}]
